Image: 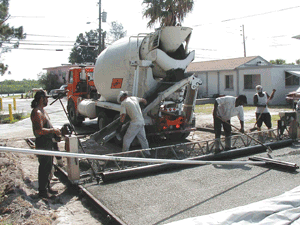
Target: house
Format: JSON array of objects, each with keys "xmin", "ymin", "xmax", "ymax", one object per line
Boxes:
[
  {"xmin": 43, "ymin": 63, "xmax": 95, "ymax": 84},
  {"xmin": 187, "ymin": 56, "xmax": 300, "ymax": 105}
]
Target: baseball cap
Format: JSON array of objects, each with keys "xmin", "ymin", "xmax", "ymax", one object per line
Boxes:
[{"xmin": 34, "ymin": 90, "xmax": 51, "ymax": 100}]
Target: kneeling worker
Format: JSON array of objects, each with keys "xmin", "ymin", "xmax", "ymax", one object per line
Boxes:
[
  {"xmin": 118, "ymin": 91, "xmax": 150, "ymax": 156},
  {"xmin": 213, "ymin": 95, "xmax": 247, "ymax": 152}
]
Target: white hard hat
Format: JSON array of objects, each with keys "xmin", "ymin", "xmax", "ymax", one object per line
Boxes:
[{"xmin": 117, "ymin": 91, "xmax": 128, "ymax": 103}]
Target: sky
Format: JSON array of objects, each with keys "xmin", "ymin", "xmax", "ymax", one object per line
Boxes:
[{"xmin": 1, "ymin": 0, "xmax": 300, "ymax": 81}]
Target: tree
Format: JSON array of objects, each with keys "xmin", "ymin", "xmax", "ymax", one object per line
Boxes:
[
  {"xmin": 0, "ymin": 0, "xmax": 25, "ymax": 75},
  {"xmin": 68, "ymin": 30, "xmax": 100, "ymax": 64},
  {"xmin": 37, "ymin": 72, "xmax": 62, "ymax": 93},
  {"xmin": 270, "ymin": 59, "xmax": 286, "ymax": 65},
  {"xmin": 109, "ymin": 21, "xmax": 126, "ymax": 43},
  {"xmin": 296, "ymin": 59, "xmax": 300, "ymax": 65},
  {"xmin": 142, "ymin": 0, "xmax": 194, "ymax": 28}
]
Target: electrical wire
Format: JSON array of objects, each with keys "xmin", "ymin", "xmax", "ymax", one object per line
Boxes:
[{"xmin": 193, "ymin": 5, "xmax": 300, "ymax": 27}]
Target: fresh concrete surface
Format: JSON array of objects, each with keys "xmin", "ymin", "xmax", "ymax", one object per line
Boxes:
[{"xmin": 83, "ymin": 145, "xmax": 300, "ymax": 225}]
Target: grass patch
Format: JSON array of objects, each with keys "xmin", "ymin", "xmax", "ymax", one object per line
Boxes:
[
  {"xmin": 195, "ymin": 104, "xmax": 259, "ymax": 114},
  {"xmin": 0, "ymin": 112, "xmax": 30, "ymax": 124},
  {"xmin": 246, "ymin": 114, "xmax": 280, "ymax": 127},
  {"xmin": 194, "ymin": 104, "xmax": 213, "ymax": 114},
  {"xmin": 195, "ymin": 104, "xmax": 291, "ymax": 114}
]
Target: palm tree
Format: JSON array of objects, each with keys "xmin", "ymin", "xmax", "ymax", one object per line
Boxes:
[{"xmin": 142, "ymin": 0, "xmax": 194, "ymax": 28}]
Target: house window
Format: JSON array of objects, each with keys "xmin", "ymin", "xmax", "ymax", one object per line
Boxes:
[
  {"xmin": 225, "ymin": 75, "xmax": 233, "ymax": 89},
  {"xmin": 244, "ymin": 74, "xmax": 261, "ymax": 89},
  {"xmin": 285, "ymin": 72, "xmax": 300, "ymax": 86}
]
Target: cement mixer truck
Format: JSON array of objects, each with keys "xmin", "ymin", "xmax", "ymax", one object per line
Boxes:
[{"xmin": 66, "ymin": 26, "xmax": 202, "ymax": 141}]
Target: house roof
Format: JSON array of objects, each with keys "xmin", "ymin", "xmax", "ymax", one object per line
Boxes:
[{"xmin": 187, "ymin": 56, "xmax": 260, "ymax": 72}]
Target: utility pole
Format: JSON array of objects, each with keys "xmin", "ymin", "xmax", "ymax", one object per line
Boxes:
[
  {"xmin": 99, "ymin": 0, "xmax": 102, "ymax": 54},
  {"xmin": 241, "ymin": 25, "xmax": 246, "ymax": 57}
]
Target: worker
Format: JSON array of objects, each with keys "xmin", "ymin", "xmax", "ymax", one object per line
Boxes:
[
  {"xmin": 213, "ymin": 95, "xmax": 247, "ymax": 152},
  {"xmin": 296, "ymin": 99, "xmax": 300, "ymax": 111},
  {"xmin": 30, "ymin": 90, "xmax": 62, "ymax": 199},
  {"xmin": 117, "ymin": 91, "xmax": 150, "ymax": 156},
  {"xmin": 253, "ymin": 85, "xmax": 276, "ymax": 132}
]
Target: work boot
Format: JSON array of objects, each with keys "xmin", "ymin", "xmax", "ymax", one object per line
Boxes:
[
  {"xmin": 57, "ymin": 159, "xmax": 64, "ymax": 167},
  {"xmin": 215, "ymin": 138, "xmax": 221, "ymax": 153},
  {"xmin": 48, "ymin": 187, "xmax": 58, "ymax": 194},
  {"xmin": 225, "ymin": 137, "xmax": 236, "ymax": 151},
  {"xmin": 39, "ymin": 191, "xmax": 55, "ymax": 199},
  {"xmin": 143, "ymin": 150, "xmax": 151, "ymax": 157},
  {"xmin": 268, "ymin": 130, "xmax": 274, "ymax": 139}
]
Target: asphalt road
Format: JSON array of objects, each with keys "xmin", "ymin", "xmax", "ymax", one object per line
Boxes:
[{"xmin": 0, "ymin": 97, "xmax": 99, "ymax": 139}]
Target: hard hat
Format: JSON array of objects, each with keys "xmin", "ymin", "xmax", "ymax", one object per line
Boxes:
[{"xmin": 117, "ymin": 91, "xmax": 128, "ymax": 103}]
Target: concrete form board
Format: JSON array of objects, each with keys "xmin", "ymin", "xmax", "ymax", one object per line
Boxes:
[{"xmin": 82, "ymin": 145, "xmax": 300, "ymax": 225}]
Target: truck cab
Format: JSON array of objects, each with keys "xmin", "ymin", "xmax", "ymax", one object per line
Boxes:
[{"xmin": 66, "ymin": 66, "xmax": 98, "ymax": 125}]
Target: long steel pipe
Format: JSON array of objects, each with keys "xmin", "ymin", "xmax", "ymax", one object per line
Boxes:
[{"xmin": 0, "ymin": 146, "xmax": 266, "ymax": 166}]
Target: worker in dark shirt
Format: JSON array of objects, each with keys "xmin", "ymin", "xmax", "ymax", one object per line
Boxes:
[{"xmin": 30, "ymin": 90, "xmax": 61, "ymax": 199}]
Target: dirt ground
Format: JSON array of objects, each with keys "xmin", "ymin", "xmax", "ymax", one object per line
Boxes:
[{"xmin": 0, "ymin": 108, "xmax": 292, "ymax": 225}]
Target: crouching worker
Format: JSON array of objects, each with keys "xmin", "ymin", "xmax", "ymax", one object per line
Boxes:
[
  {"xmin": 30, "ymin": 90, "xmax": 62, "ymax": 199},
  {"xmin": 213, "ymin": 95, "xmax": 247, "ymax": 152},
  {"xmin": 117, "ymin": 91, "xmax": 150, "ymax": 156}
]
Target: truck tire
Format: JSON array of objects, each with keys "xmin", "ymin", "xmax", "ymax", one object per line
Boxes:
[
  {"xmin": 167, "ymin": 132, "xmax": 190, "ymax": 141},
  {"xmin": 67, "ymin": 101, "xmax": 83, "ymax": 126},
  {"xmin": 113, "ymin": 114, "xmax": 123, "ymax": 146},
  {"xmin": 97, "ymin": 111, "xmax": 109, "ymax": 130}
]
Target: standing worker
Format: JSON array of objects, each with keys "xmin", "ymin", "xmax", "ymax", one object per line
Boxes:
[
  {"xmin": 253, "ymin": 85, "xmax": 276, "ymax": 132},
  {"xmin": 117, "ymin": 91, "xmax": 150, "ymax": 156},
  {"xmin": 30, "ymin": 90, "xmax": 62, "ymax": 199},
  {"xmin": 213, "ymin": 95, "xmax": 247, "ymax": 152}
]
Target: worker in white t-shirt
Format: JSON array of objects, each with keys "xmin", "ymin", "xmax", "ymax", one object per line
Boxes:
[
  {"xmin": 213, "ymin": 95, "xmax": 247, "ymax": 152},
  {"xmin": 117, "ymin": 91, "xmax": 150, "ymax": 156}
]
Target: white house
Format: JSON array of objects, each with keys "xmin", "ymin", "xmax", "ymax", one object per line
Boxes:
[{"xmin": 187, "ymin": 56, "xmax": 300, "ymax": 105}]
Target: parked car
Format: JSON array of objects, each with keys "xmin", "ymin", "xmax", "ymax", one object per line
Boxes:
[
  {"xmin": 49, "ymin": 85, "xmax": 68, "ymax": 99},
  {"xmin": 286, "ymin": 86, "xmax": 300, "ymax": 108}
]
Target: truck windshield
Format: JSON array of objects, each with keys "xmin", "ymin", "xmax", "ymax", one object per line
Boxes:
[
  {"xmin": 87, "ymin": 72, "xmax": 94, "ymax": 81},
  {"xmin": 69, "ymin": 71, "xmax": 73, "ymax": 83}
]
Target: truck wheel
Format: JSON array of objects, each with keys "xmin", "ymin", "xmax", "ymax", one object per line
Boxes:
[
  {"xmin": 97, "ymin": 111, "xmax": 109, "ymax": 130},
  {"xmin": 113, "ymin": 114, "xmax": 123, "ymax": 146},
  {"xmin": 167, "ymin": 132, "xmax": 190, "ymax": 141},
  {"xmin": 67, "ymin": 101, "xmax": 82, "ymax": 126}
]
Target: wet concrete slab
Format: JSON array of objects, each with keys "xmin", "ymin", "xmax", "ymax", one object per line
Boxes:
[{"xmin": 81, "ymin": 144, "xmax": 300, "ymax": 225}]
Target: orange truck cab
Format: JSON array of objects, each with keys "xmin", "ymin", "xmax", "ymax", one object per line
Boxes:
[{"xmin": 66, "ymin": 66, "xmax": 98, "ymax": 125}]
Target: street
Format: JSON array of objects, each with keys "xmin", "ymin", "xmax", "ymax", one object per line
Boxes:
[{"xmin": 0, "ymin": 97, "xmax": 99, "ymax": 139}]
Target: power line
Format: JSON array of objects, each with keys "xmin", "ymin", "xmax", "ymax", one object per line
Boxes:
[
  {"xmin": 11, "ymin": 48, "xmax": 71, "ymax": 51},
  {"xmin": 16, "ymin": 40, "xmax": 76, "ymax": 43},
  {"xmin": 25, "ymin": 34, "xmax": 71, "ymax": 38},
  {"xmin": 193, "ymin": 5, "xmax": 300, "ymax": 27}
]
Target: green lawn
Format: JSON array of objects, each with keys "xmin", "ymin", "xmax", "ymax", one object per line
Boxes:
[{"xmin": 195, "ymin": 104, "xmax": 292, "ymax": 126}]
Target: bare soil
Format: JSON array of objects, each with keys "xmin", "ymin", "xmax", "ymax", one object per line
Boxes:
[{"xmin": 0, "ymin": 108, "xmax": 292, "ymax": 224}]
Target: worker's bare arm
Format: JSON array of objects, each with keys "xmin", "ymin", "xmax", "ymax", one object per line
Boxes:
[
  {"xmin": 240, "ymin": 120, "xmax": 244, "ymax": 133},
  {"xmin": 269, "ymin": 89, "xmax": 276, "ymax": 100}
]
